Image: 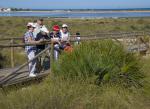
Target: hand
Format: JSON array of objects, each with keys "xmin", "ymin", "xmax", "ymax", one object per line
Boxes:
[
  {"xmin": 39, "ymin": 38, "xmax": 44, "ymax": 43},
  {"xmin": 51, "ymin": 38, "xmax": 59, "ymax": 43}
]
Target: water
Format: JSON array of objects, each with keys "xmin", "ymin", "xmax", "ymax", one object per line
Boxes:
[{"xmin": 0, "ymin": 11, "xmax": 150, "ymax": 18}]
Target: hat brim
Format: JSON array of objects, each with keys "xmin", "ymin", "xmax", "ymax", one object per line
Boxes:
[
  {"xmin": 53, "ymin": 29, "xmax": 60, "ymax": 31},
  {"xmin": 27, "ymin": 25, "xmax": 36, "ymax": 28},
  {"xmin": 41, "ymin": 30, "xmax": 49, "ymax": 33},
  {"xmin": 62, "ymin": 26, "xmax": 68, "ymax": 28}
]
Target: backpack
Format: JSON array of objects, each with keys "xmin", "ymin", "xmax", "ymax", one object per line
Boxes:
[{"xmin": 64, "ymin": 45, "xmax": 73, "ymax": 53}]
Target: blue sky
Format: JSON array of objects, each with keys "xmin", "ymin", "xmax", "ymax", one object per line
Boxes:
[{"xmin": 0, "ymin": 0, "xmax": 150, "ymax": 9}]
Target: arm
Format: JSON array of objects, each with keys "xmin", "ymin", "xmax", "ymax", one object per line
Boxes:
[
  {"xmin": 27, "ymin": 36, "xmax": 43, "ymax": 44},
  {"xmin": 50, "ymin": 33, "xmax": 61, "ymax": 43}
]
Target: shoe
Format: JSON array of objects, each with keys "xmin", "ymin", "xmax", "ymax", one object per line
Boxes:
[{"xmin": 29, "ymin": 73, "xmax": 36, "ymax": 77}]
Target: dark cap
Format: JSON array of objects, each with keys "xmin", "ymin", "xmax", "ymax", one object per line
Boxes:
[{"xmin": 76, "ymin": 32, "xmax": 80, "ymax": 35}]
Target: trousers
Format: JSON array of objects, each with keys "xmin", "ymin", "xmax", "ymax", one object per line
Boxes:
[{"xmin": 27, "ymin": 51, "xmax": 37, "ymax": 74}]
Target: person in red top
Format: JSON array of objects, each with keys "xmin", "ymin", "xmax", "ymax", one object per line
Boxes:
[{"xmin": 49, "ymin": 25, "xmax": 61, "ymax": 61}]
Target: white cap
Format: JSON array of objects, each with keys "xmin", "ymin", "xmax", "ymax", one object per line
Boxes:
[
  {"xmin": 27, "ymin": 22, "xmax": 36, "ymax": 28},
  {"xmin": 40, "ymin": 27, "xmax": 49, "ymax": 34},
  {"xmin": 62, "ymin": 24, "xmax": 68, "ymax": 28}
]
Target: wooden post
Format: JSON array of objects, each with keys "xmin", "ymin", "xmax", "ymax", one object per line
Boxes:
[
  {"xmin": 10, "ymin": 39, "xmax": 14, "ymax": 68},
  {"xmin": 137, "ymin": 36, "xmax": 140, "ymax": 55}
]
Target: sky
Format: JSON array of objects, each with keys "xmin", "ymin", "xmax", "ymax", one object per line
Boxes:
[{"xmin": 0, "ymin": 0, "xmax": 150, "ymax": 9}]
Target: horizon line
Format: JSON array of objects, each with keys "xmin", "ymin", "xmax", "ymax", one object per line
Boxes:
[{"xmin": 1, "ymin": 7, "xmax": 150, "ymax": 10}]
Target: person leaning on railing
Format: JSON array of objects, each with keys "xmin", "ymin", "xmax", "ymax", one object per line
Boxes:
[
  {"xmin": 49, "ymin": 25, "xmax": 61, "ymax": 61},
  {"xmin": 24, "ymin": 22, "xmax": 44, "ymax": 77},
  {"xmin": 35, "ymin": 27, "xmax": 50, "ymax": 72}
]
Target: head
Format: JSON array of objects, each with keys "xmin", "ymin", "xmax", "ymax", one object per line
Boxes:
[
  {"xmin": 33, "ymin": 20, "xmax": 37, "ymax": 23},
  {"xmin": 27, "ymin": 22, "xmax": 36, "ymax": 32},
  {"xmin": 41, "ymin": 31, "xmax": 47, "ymax": 35},
  {"xmin": 62, "ymin": 24, "xmax": 68, "ymax": 33},
  {"xmin": 76, "ymin": 32, "xmax": 80, "ymax": 37},
  {"xmin": 53, "ymin": 25, "xmax": 60, "ymax": 35},
  {"xmin": 37, "ymin": 18, "xmax": 44, "ymax": 25},
  {"xmin": 27, "ymin": 26, "xmax": 35, "ymax": 32}
]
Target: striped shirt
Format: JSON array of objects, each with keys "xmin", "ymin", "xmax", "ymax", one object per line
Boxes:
[{"xmin": 24, "ymin": 31, "xmax": 36, "ymax": 53}]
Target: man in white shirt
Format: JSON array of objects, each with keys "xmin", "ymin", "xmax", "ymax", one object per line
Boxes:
[{"xmin": 33, "ymin": 18, "xmax": 48, "ymax": 38}]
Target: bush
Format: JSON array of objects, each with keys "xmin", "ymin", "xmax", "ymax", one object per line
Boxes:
[
  {"xmin": 144, "ymin": 24, "xmax": 150, "ymax": 29},
  {"xmin": 53, "ymin": 40, "xmax": 144, "ymax": 87},
  {"xmin": 49, "ymin": 21, "xmax": 62, "ymax": 30},
  {"xmin": 130, "ymin": 25, "xmax": 138, "ymax": 30}
]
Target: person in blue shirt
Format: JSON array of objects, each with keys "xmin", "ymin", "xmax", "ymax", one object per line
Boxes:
[{"xmin": 49, "ymin": 25, "xmax": 61, "ymax": 61}]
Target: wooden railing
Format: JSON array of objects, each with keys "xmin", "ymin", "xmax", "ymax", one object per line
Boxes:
[{"xmin": 0, "ymin": 32, "xmax": 149, "ymax": 68}]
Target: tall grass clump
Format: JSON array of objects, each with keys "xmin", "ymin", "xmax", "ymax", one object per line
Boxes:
[{"xmin": 53, "ymin": 40, "xmax": 144, "ymax": 87}]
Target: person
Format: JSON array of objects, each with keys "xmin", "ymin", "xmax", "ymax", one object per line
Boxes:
[
  {"xmin": 33, "ymin": 18, "xmax": 48, "ymax": 38},
  {"xmin": 24, "ymin": 22, "xmax": 43, "ymax": 77},
  {"xmin": 74, "ymin": 32, "xmax": 81, "ymax": 45},
  {"xmin": 60, "ymin": 24, "xmax": 73, "ymax": 53},
  {"xmin": 35, "ymin": 27, "xmax": 50, "ymax": 71},
  {"xmin": 60, "ymin": 24, "xmax": 70, "ymax": 49},
  {"xmin": 49, "ymin": 25, "xmax": 61, "ymax": 61},
  {"xmin": 35, "ymin": 27, "xmax": 49, "ymax": 53}
]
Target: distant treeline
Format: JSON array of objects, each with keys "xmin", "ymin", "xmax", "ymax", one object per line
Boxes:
[{"xmin": 11, "ymin": 8, "xmax": 31, "ymax": 11}]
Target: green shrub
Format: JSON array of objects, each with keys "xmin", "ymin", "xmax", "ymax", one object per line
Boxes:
[
  {"xmin": 53, "ymin": 40, "xmax": 144, "ymax": 87},
  {"xmin": 144, "ymin": 24, "xmax": 150, "ymax": 29},
  {"xmin": 130, "ymin": 25, "xmax": 138, "ymax": 30},
  {"xmin": 49, "ymin": 20, "xmax": 62, "ymax": 29}
]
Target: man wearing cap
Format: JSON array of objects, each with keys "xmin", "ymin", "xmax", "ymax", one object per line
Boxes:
[
  {"xmin": 60, "ymin": 24, "xmax": 70, "ymax": 42},
  {"xmin": 24, "ymin": 22, "xmax": 43, "ymax": 77},
  {"xmin": 35, "ymin": 27, "xmax": 50, "ymax": 71},
  {"xmin": 33, "ymin": 18, "xmax": 48, "ymax": 38},
  {"xmin": 60, "ymin": 24, "xmax": 71, "ymax": 49}
]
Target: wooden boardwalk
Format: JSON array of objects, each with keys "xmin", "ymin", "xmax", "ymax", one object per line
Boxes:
[
  {"xmin": 0, "ymin": 66, "xmax": 50, "ymax": 87},
  {"xmin": 0, "ymin": 46, "xmax": 51, "ymax": 87}
]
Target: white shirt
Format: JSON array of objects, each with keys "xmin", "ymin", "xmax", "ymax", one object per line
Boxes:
[
  {"xmin": 60, "ymin": 30, "xmax": 70, "ymax": 42},
  {"xmin": 33, "ymin": 23, "xmax": 47, "ymax": 38}
]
